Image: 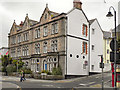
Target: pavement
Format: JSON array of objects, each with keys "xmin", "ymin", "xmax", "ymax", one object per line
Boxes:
[{"xmin": 0, "ymin": 72, "xmax": 113, "ymax": 89}]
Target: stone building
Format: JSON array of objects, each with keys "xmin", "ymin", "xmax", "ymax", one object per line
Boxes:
[{"xmin": 8, "ymin": 0, "xmax": 89, "ymax": 76}]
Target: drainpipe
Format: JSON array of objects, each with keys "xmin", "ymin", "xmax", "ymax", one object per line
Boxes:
[
  {"xmin": 65, "ymin": 17, "xmax": 68, "ymax": 77},
  {"xmin": 57, "ymin": 52, "xmax": 59, "ymax": 67},
  {"xmin": 88, "ymin": 23, "xmax": 91, "ymax": 75}
]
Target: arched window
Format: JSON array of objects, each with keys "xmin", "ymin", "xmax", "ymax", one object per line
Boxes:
[{"xmin": 35, "ymin": 43, "xmax": 40, "ymax": 54}]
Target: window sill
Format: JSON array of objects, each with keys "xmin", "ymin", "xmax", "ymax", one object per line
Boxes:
[
  {"xmin": 35, "ymin": 37, "xmax": 40, "ymax": 39},
  {"xmin": 43, "ymin": 35, "xmax": 48, "ymax": 37}
]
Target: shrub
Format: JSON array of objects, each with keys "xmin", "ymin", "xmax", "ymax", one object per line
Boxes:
[
  {"xmin": 6, "ymin": 65, "xmax": 16, "ymax": 74},
  {"xmin": 2, "ymin": 67, "xmax": 6, "ymax": 72},
  {"xmin": 41, "ymin": 70, "xmax": 51, "ymax": 75},
  {"xmin": 20, "ymin": 67, "xmax": 32, "ymax": 74},
  {"xmin": 52, "ymin": 67, "xmax": 62, "ymax": 75}
]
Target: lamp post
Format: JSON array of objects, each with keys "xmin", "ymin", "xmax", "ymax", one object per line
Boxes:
[{"xmin": 106, "ymin": 6, "xmax": 117, "ymax": 88}]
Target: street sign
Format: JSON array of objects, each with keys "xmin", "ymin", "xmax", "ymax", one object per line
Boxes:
[{"xmin": 110, "ymin": 38, "xmax": 119, "ymax": 51}]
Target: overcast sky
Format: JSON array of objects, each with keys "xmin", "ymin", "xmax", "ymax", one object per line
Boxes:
[{"xmin": 0, "ymin": 0, "xmax": 120, "ymax": 48}]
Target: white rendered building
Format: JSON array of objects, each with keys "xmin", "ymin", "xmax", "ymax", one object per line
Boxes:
[
  {"xmin": 89, "ymin": 19, "xmax": 103, "ymax": 73},
  {"xmin": 66, "ymin": 0, "xmax": 89, "ymax": 75}
]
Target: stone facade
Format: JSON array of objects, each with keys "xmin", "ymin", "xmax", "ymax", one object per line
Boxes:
[{"xmin": 8, "ymin": 5, "xmax": 67, "ymax": 76}]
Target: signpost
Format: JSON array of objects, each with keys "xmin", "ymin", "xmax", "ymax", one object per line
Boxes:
[{"xmin": 98, "ymin": 55, "xmax": 104, "ymax": 90}]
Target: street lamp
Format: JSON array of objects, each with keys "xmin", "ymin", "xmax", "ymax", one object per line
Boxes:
[{"xmin": 106, "ymin": 6, "xmax": 117, "ymax": 88}]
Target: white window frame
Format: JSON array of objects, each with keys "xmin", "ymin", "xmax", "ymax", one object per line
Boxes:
[
  {"xmin": 43, "ymin": 26, "xmax": 48, "ymax": 36},
  {"xmin": 43, "ymin": 41, "xmax": 47, "ymax": 53},
  {"xmin": 35, "ymin": 28, "xmax": 40, "ymax": 38},
  {"xmin": 51, "ymin": 40, "xmax": 57, "ymax": 52},
  {"xmin": 51, "ymin": 23, "xmax": 58, "ymax": 34},
  {"xmin": 35, "ymin": 43, "xmax": 40, "ymax": 54}
]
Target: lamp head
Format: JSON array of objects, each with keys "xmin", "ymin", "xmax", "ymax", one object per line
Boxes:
[{"xmin": 106, "ymin": 11, "xmax": 113, "ymax": 17}]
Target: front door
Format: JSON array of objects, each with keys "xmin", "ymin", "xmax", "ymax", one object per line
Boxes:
[{"xmin": 45, "ymin": 64, "xmax": 47, "ymax": 70}]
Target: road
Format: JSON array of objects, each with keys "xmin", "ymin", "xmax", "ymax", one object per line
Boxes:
[{"xmin": 1, "ymin": 72, "xmax": 113, "ymax": 90}]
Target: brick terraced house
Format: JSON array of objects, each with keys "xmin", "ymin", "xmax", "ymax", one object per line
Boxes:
[{"xmin": 8, "ymin": 0, "xmax": 90, "ymax": 77}]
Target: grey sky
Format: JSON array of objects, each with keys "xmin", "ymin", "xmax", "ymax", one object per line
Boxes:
[{"xmin": 0, "ymin": 0, "xmax": 119, "ymax": 48}]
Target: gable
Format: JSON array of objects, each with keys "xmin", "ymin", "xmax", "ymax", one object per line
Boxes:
[
  {"xmin": 40, "ymin": 6, "xmax": 59, "ymax": 24},
  {"xmin": 67, "ymin": 8, "xmax": 89, "ymax": 23},
  {"xmin": 91, "ymin": 19, "xmax": 103, "ymax": 33},
  {"xmin": 10, "ymin": 21, "xmax": 16, "ymax": 35},
  {"xmin": 22, "ymin": 16, "xmax": 30, "ymax": 30}
]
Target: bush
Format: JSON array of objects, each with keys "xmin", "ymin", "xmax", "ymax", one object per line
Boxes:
[
  {"xmin": 20, "ymin": 67, "xmax": 32, "ymax": 74},
  {"xmin": 2, "ymin": 67, "xmax": 6, "ymax": 72},
  {"xmin": 52, "ymin": 67, "xmax": 62, "ymax": 75},
  {"xmin": 6, "ymin": 65, "xmax": 16, "ymax": 74},
  {"xmin": 41, "ymin": 70, "xmax": 51, "ymax": 75}
]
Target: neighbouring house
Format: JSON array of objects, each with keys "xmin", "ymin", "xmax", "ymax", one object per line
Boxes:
[
  {"xmin": 103, "ymin": 31, "xmax": 112, "ymax": 71},
  {"xmin": 111, "ymin": 24, "xmax": 120, "ymax": 41},
  {"xmin": 89, "ymin": 19, "xmax": 104, "ymax": 73},
  {"xmin": 66, "ymin": 1, "xmax": 89, "ymax": 76}
]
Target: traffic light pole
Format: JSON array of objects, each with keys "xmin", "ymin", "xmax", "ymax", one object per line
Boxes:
[
  {"xmin": 106, "ymin": 6, "xmax": 117, "ymax": 89},
  {"xmin": 114, "ymin": 9, "xmax": 117, "ymax": 89},
  {"xmin": 98, "ymin": 55, "xmax": 104, "ymax": 90},
  {"xmin": 102, "ymin": 64, "xmax": 104, "ymax": 90}
]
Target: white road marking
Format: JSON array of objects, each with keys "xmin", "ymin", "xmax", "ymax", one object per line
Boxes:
[
  {"xmin": 79, "ymin": 82, "xmax": 95, "ymax": 86},
  {"xmin": 88, "ymin": 82, "xmax": 95, "ymax": 85},
  {"xmin": 96, "ymin": 76, "xmax": 99, "ymax": 79},
  {"xmin": 42, "ymin": 85, "xmax": 53, "ymax": 87},
  {"xmin": 79, "ymin": 84, "xmax": 86, "ymax": 86}
]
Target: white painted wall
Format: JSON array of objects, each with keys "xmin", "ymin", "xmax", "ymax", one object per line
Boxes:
[
  {"xmin": 66, "ymin": 8, "xmax": 89, "ymax": 75},
  {"xmin": 90, "ymin": 20, "xmax": 103, "ymax": 73},
  {"xmin": 67, "ymin": 37, "xmax": 89, "ymax": 75},
  {"xmin": 67, "ymin": 9, "xmax": 89, "ymax": 40}
]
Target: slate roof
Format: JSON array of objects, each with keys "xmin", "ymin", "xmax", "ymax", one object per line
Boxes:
[
  {"xmin": 29, "ymin": 19, "xmax": 38, "ymax": 26},
  {"xmin": 89, "ymin": 19, "xmax": 96, "ymax": 25},
  {"xmin": 103, "ymin": 31, "xmax": 111, "ymax": 39}
]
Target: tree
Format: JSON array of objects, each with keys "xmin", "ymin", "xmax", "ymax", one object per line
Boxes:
[
  {"xmin": 0, "ymin": 55, "xmax": 11, "ymax": 75},
  {"xmin": 12, "ymin": 59, "xmax": 24, "ymax": 70}
]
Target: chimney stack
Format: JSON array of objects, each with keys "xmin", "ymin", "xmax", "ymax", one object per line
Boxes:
[
  {"xmin": 20, "ymin": 21, "xmax": 24, "ymax": 26},
  {"xmin": 73, "ymin": 0, "xmax": 82, "ymax": 9}
]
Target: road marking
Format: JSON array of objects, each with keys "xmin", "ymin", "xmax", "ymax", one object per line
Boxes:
[
  {"xmin": 90, "ymin": 84, "xmax": 101, "ymax": 87},
  {"xmin": 79, "ymin": 82, "xmax": 95, "ymax": 86},
  {"xmin": 42, "ymin": 85, "xmax": 53, "ymax": 87},
  {"xmin": 79, "ymin": 84, "xmax": 86, "ymax": 86},
  {"xmin": 95, "ymin": 76, "xmax": 99, "ymax": 79},
  {"xmin": 88, "ymin": 82, "xmax": 95, "ymax": 85}
]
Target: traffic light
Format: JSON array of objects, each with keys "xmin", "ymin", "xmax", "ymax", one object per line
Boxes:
[
  {"xmin": 110, "ymin": 52, "xmax": 120, "ymax": 62},
  {"xmin": 99, "ymin": 55, "xmax": 104, "ymax": 68},
  {"xmin": 110, "ymin": 38, "xmax": 120, "ymax": 63}
]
